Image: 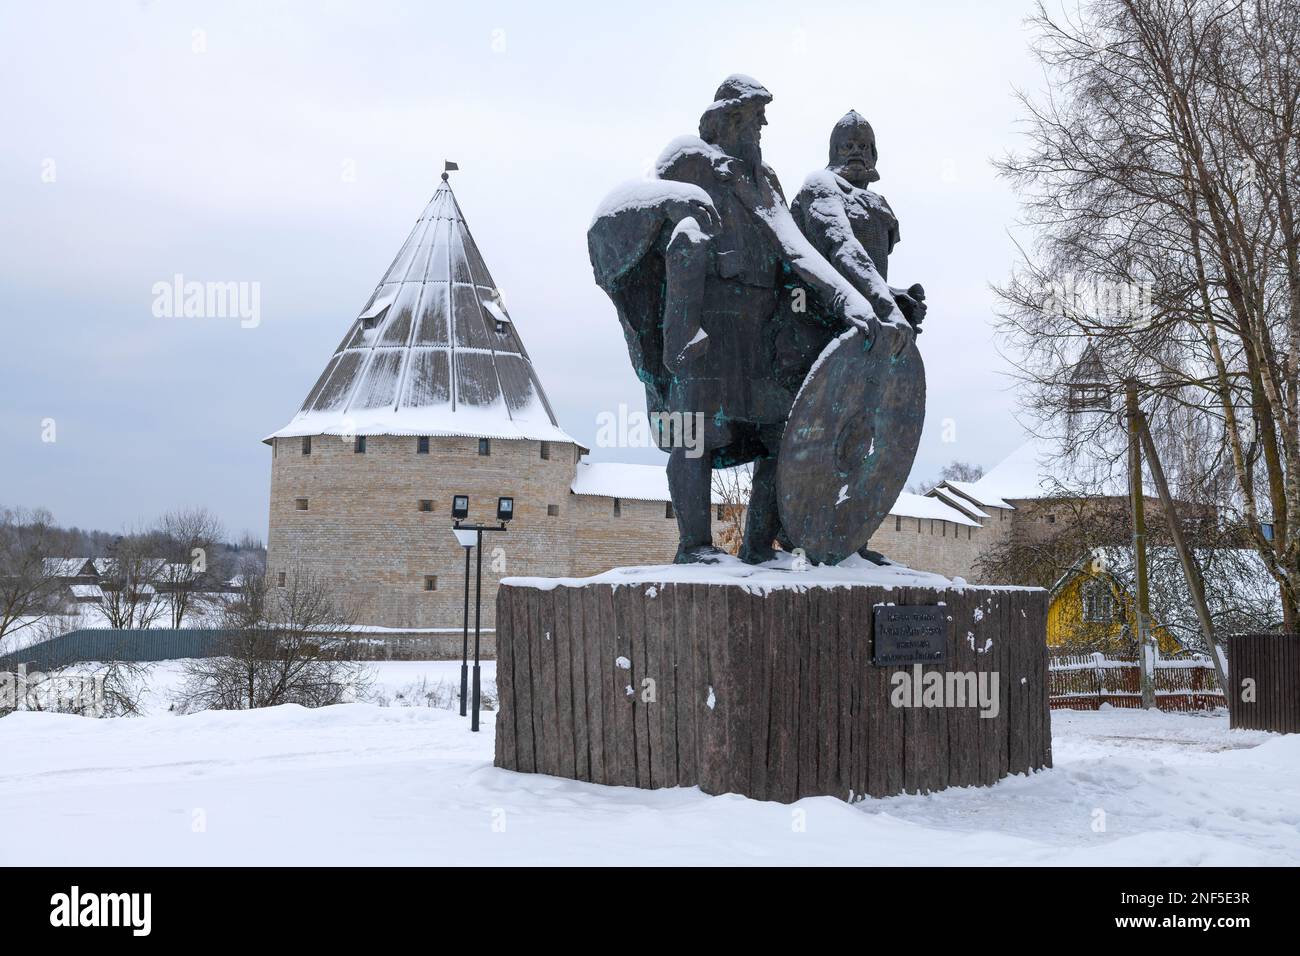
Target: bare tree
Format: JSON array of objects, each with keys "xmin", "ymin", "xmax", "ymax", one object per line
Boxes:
[
  {"xmin": 996, "ymin": 0, "xmax": 1300, "ymax": 625},
  {"xmin": 0, "ymin": 506, "xmax": 64, "ymax": 649},
  {"xmin": 96, "ymin": 534, "xmax": 166, "ymax": 630},
  {"xmin": 908, "ymin": 460, "xmax": 986, "ymax": 494},
  {"xmin": 156, "ymin": 507, "xmax": 225, "ymax": 628},
  {"xmin": 711, "ymin": 466, "xmax": 750, "ymax": 555},
  {"xmin": 174, "ymin": 565, "xmax": 370, "ymax": 712}
]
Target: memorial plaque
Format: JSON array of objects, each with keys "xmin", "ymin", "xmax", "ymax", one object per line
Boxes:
[{"xmin": 872, "ymin": 605, "xmax": 948, "ymax": 666}]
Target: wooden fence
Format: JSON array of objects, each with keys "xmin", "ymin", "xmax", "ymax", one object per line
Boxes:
[
  {"xmin": 495, "ymin": 581, "xmax": 1052, "ymax": 802},
  {"xmin": 1048, "ymin": 652, "xmax": 1224, "ymax": 711},
  {"xmin": 0, "ymin": 628, "xmax": 227, "ymax": 671},
  {"xmin": 1227, "ymin": 633, "xmax": 1300, "ymax": 733}
]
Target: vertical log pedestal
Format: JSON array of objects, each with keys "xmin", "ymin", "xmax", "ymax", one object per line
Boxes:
[{"xmin": 493, "ymin": 570, "xmax": 1051, "ymax": 802}]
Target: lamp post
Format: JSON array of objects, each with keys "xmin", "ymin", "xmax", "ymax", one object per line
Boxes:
[
  {"xmin": 451, "ymin": 494, "xmax": 513, "ymax": 731},
  {"xmin": 452, "ymin": 496, "xmax": 471, "ymax": 715}
]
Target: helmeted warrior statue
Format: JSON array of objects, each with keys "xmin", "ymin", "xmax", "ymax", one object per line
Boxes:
[
  {"xmin": 588, "ymin": 78, "xmax": 923, "ymax": 565},
  {"xmin": 791, "ymin": 109, "xmax": 927, "ymax": 336}
]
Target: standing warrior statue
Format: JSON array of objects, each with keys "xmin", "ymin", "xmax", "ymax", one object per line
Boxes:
[
  {"xmin": 791, "ymin": 110, "xmax": 927, "ymax": 336},
  {"xmin": 588, "ymin": 77, "xmax": 919, "ymax": 565}
]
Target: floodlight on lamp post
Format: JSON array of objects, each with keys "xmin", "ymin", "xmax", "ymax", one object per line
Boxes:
[{"xmin": 450, "ymin": 493, "xmax": 512, "ymax": 732}]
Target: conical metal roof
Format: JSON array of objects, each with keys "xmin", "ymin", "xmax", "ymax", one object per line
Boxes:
[{"xmin": 267, "ymin": 180, "xmax": 576, "ymax": 445}]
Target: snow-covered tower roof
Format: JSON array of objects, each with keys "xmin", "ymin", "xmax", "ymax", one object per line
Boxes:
[{"xmin": 266, "ymin": 178, "xmax": 576, "ymax": 445}]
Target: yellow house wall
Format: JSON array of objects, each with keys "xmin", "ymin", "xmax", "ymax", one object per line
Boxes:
[{"xmin": 1047, "ymin": 570, "xmax": 1182, "ymax": 654}]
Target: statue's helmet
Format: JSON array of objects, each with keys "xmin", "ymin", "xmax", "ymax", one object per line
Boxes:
[
  {"xmin": 699, "ymin": 74, "xmax": 772, "ymax": 143},
  {"xmin": 829, "ymin": 110, "xmax": 879, "ymax": 180}
]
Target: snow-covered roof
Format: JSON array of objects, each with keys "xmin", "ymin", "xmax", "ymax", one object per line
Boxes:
[
  {"xmin": 927, "ymin": 487, "xmax": 990, "ymax": 520},
  {"xmin": 934, "ymin": 480, "xmax": 1013, "ymax": 512},
  {"xmin": 959, "ymin": 436, "xmax": 1134, "ymax": 503},
  {"xmin": 570, "ymin": 461, "xmax": 978, "ymax": 527},
  {"xmin": 889, "ymin": 492, "xmax": 981, "ymax": 527},
  {"xmin": 571, "ymin": 461, "xmax": 732, "ymax": 505},
  {"xmin": 266, "ymin": 180, "xmax": 578, "ymax": 447},
  {"xmin": 44, "ymin": 557, "xmax": 92, "ymax": 578}
]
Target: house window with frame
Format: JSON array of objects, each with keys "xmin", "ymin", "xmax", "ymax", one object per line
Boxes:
[
  {"xmin": 424, "ymin": 575, "xmax": 438, "ymax": 591},
  {"xmin": 1081, "ymin": 578, "xmax": 1115, "ymax": 623}
]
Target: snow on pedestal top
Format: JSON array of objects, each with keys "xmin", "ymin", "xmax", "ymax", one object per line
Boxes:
[{"xmin": 502, "ymin": 551, "xmax": 1043, "ymax": 594}]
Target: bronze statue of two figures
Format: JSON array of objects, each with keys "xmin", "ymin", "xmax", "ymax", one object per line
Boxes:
[{"xmin": 588, "ymin": 75, "xmax": 928, "ymax": 567}]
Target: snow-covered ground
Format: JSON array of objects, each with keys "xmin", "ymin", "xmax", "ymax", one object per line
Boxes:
[{"xmin": 1, "ymin": 662, "xmax": 1297, "ymax": 866}]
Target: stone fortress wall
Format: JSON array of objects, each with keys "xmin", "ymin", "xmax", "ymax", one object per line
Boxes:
[{"xmin": 267, "ymin": 432, "xmax": 1020, "ymax": 630}]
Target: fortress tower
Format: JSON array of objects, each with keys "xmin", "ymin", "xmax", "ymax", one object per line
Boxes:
[{"xmin": 265, "ymin": 178, "xmax": 587, "ymax": 629}]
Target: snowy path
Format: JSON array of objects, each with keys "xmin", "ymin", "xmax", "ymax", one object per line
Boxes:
[{"xmin": 1, "ymin": 665, "xmax": 1298, "ymax": 865}]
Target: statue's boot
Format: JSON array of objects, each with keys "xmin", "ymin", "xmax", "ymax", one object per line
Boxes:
[
  {"xmin": 856, "ymin": 546, "xmax": 894, "ymax": 566},
  {"xmin": 675, "ymin": 544, "xmax": 727, "ymax": 565}
]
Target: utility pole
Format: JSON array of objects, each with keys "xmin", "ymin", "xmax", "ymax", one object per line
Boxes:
[
  {"xmin": 1126, "ymin": 380, "xmax": 1157, "ymax": 709},
  {"xmin": 1137, "ymin": 412, "xmax": 1229, "ymax": 696}
]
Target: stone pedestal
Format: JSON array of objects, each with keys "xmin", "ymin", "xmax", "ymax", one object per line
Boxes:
[{"xmin": 493, "ymin": 576, "xmax": 1051, "ymax": 802}]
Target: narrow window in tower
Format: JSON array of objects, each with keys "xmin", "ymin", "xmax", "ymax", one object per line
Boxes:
[
  {"xmin": 302, "ymin": 436, "xmax": 311, "ymax": 455},
  {"xmin": 294, "ymin": 498, "xmax": 309, "ymax": 511},
  {"xmin": 547, "ymin": 504, "xmax": 559, "ymax": 517},
  {"xmin": 665, "ymin": 502, "xmax": 674, "ymax": 519},
  {"xmin": 613, "ymin": 498, "xmax": 622, "ymax": 517},
  {"xmin": 717, "ymin": 505, "xmax": 725, "ymax": 521},
  {"xmin": 417, "ymin": 436, "xmax": 430, "ymax": 454},
  {"xmin": 479, "ymin": 438, "xmax": 491, "ymax": 456},
  {"xmin": 354, "ymin": 436, "xmax": 366, "ymax": 454},
  {"xmin": 895, "ymin": 515, "xmax": 901, "ymax": 532},
  {"xmin": 424, "ymin": 575, "xmax": 438, "ymax": 591},
  {"xmin": 539, "ymin": 442, "xmax": 550, "ymax": 460},
  {"xmin": 277, "ymin": 572, "xmax": 286, "ymax": 587},
  {"xmin": 418, "ymin": 500, "xmax": 433, "ymax": 512}
]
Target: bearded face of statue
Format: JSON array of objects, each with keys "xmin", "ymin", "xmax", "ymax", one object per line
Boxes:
[
  {"xmin": 830, "ymin": 120, "xmax": 879, "ymax": 187},
  {"xmin": 711, "ymin": 101, "xmax": 767, "ymax": 172}
]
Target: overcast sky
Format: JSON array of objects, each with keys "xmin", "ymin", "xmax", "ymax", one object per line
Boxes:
[{"xmin": 0, "ymin": 0, "xmax": 1050, "ymax": 540}]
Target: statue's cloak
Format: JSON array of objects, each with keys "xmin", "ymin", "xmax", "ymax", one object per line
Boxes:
[{"xmin": 587, "ymin": 183, "xmax": 691, "ymax": 427}]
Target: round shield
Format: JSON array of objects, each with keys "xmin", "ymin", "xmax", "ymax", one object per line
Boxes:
[{"xmin": 777, "ymin": 328, "xmax": 926, "ymax": 565}]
